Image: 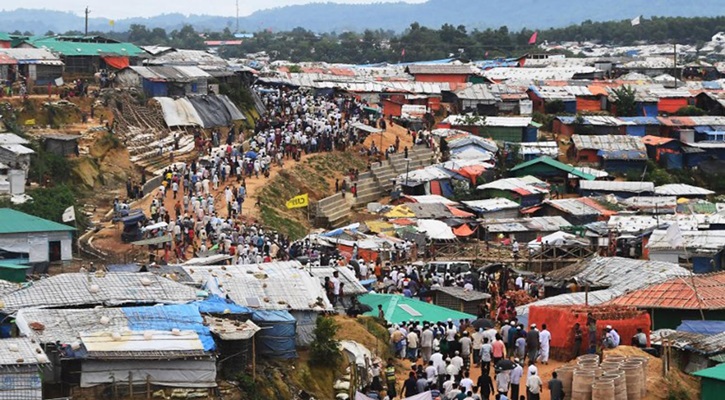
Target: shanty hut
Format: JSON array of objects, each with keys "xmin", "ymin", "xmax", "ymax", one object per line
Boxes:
[
  {"xmin": 647, "ymin": 229, "xmax": 725, "ymax": 273},
  {"xmin": 15, "ymin": 304, "xmax": 219, "ymax": 397},
  {"xmin": 180, "ymin": 261, "xmax": 333, "ymax": 346},
  {"xmin": 42, "ymin": 133, "xmax": 80, "ymax": 157},
  {"xmin": 431, "ymin": 286, "xmax": 491, "ymax": 315},
  {"xmin": 477, "ymin": 176, "xmax": 549, "ymax": 207},
  {"xmin": 607, "ymin": 271, "xmax": 725, "ymax": 329},
  {"xmin": 0, "ymin": 338, "xmax": 50, "ymax": 400},
  {"xmin": 570, "ymin": 134, "xmax": 648, "ymax": 173},
  {"xmin": 0, "ymin": 272, "xmax": 201, "ymax": 314}
]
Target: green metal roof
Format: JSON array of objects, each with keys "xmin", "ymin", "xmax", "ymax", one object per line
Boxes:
[
  {"xmin": 0, "ymin": 32, "xmax": 11, "ymax": 41},
  {"xmin": 510, "ymin": 156, "xmax": 596, "ymax": 180},
  {"xmin": 694, "ymin": 362, "xmax": 725, "ymax": 381},
  {"xmin": 31, "ymin": 37, "xmax": 145, "ymax": 57},
  {"xmin": 0, "ymin": 209, "xmax": 75, "ymax": 234},
  {"xmin": 358, "ymin": 293, "xmax": 475, "ymax": 324}
]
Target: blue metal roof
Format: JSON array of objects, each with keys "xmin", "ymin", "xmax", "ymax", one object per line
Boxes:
[{"xmin": 123, "ymin": 304, "xmax": 215, "ymax": 351}]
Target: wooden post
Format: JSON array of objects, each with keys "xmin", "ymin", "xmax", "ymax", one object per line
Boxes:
[
  {"xmin": 146, "ymin": 375, "xmax": 151, "ymax": 399},
  {"xmin": 129, "ymin": 371, "xmax": 133, "ymax": 397},
  {"xmin": 112, "ymin": 376, "xmax": 118, "ymax": 399},
  {"xmin": 252, "ymin": 336, "xmax": 257, "ymax": 380}
]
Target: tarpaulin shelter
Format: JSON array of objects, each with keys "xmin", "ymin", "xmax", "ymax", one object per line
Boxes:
[
  {"xmin": 677, "ymin": 320, "xmax": 725, "ymax": 336},
  {"xmin": 251, "ymin": 310, "xmax": 297, "ymax": 359},
  {"xmin": 359, "ymin": 293, "xmax": 475, "ymax": 324},
  {"xmin": 416, "ymin": 219, "xmax": 457, "ymax": 240},
  {"xmin": 528, "ymin": 305, "xmax": 651, "ymax": 360},
  {"xmin": 453, "ymin": 224, "xmax": 477, "ymax": 237}
]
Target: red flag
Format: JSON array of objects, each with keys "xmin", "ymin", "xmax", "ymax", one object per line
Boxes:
[
  {"xmin": 401, "ymin": 48, "xmax": 406, "ymax": 57},
  {"xmin": 528, "ymin": 31, "xmax": 538, "ymax": 45}
]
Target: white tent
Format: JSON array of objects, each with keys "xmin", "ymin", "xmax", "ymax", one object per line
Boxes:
[{"xmin": 416, "ymin": 219, "xmax": 456, "ymax": 240}]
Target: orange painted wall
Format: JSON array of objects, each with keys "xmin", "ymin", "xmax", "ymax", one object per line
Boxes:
[
  {"xmin": 577, "ymin": 97, "xmax": 602, "ymax": 112},
  {"xmin": 382, "ymin": 99, "xmax": 403, "ymax": 117},
  {"xmin": 413, "ymin": 74, "xmax": 469, "ymax": 84},
  {"xmin": 658, "ymin": 98, "xmax": 689, "ymax": 114}
]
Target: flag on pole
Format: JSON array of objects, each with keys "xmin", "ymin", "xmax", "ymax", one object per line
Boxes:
[
  {"xmin": 62, "ymin": 206, "xmax": 76, "ymax": 222},
  {"xmin": 528, "ymin": 32, "xmax": 538, "ymax": 45},
  {"xmin": 109, "ymin": 19, "xmax": 115, "ymax": 27},
  {"xmin": 285, "ymin": 194, "xmax": 309, "ymax": 209},
  {"xmin": 631, "ymin": 15, "xmax": 642, "ymax": 26},
  {"xmin": 663, "ymin": 222, "xmax": 683, "ymax": 248}
]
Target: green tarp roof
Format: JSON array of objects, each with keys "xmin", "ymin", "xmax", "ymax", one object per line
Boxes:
[
  {"xmin": 0, "ymin": 208, "xmax": 75, "ymax": 234},
  {"xmin": 0, "ymin": 33, "xmax": 11, "ymax": 41},
  {"xmin": 31, "ymin": 37, "xmax": 146, "ymax": 57},
  {"xmin": 693, "ymin": 362, "xmax": 725, "ymax": 381},
  {"xmin": 358, "ymin": 293, "xmax": 475, "ymax": 324},
  {"xmin": 510, "ymin": 156, "xmax": 596, "ymax": 180}
]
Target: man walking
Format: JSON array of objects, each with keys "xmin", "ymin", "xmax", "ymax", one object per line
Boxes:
[
  {"xmin": 526, "ymin": 368, "xmax": 543, "ymax": 400},
  {"xmin": 526, "ymin": 324, "xmax": 540, "ymax": 365},
  {"xmin": 509, "ymin": 358, "xmax": 523, "ymax": 400},
  {"xmin": 421, "ymin": 324, "xmax": 434, "ymax": 363},
  {"xmin": 538, "ymin": 324, "xmax": 551, "ymax": 365},
  {"xmin": 548, "ymin": 371, "xmax": 564, "ymax": 400}
]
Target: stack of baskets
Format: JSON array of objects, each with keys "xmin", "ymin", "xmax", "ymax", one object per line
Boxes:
[{"xmin": 555, "ymin": 353, "xmax": 648, "ymax": 400}]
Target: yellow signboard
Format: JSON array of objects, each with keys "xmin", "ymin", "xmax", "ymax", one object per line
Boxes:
[{"xmin": 286, "ymin": 194, "xmax": 309, "ymax": 209}]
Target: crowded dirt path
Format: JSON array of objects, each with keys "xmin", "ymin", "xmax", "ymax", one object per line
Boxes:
[{"xmin": 90, "ymin": 122, "xmax": 415, "ymax": 259}]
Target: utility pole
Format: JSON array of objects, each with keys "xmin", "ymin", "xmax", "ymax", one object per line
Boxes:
[
  {"xmin": 236, "ymin": 0, "xmax": 240, "ymax": 33},
  {"xmin": 84, "ymin": 6, "xmax": 91, "ymax": 36},
  {"xmin": 673, "ymin": 43, "xmax": 678, "ymax": 88}
]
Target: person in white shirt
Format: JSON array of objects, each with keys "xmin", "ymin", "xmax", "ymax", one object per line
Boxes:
[
  {"xmin": 472, "ymin": 328, "xmax": 485, "ymax": 366},
  {"xmin": 539, "ymin": 324, "xmax": 552, "ymax": 365},
  {"xmin": 450, "ymin": 352, "xmax": 463, "ymax": 378},
  {"xmin": 431, "ymin": 350, "xmax": 446, "ymax": 385},
  {"xmin": 407, "ymin": 330, "xmax": 419, "ymax": 361},
  {"xmin": 425, "ymin": 360, "xmax": 437, "ymax": 384},
  {"xmin": 480, "ymin": 337, "xmax": 493, "ymax": 376},
  {"xmin": 526, "ymin": 368, "xmax": 543, "ymax": 400},
  {"xmin": 459, "ymin": 370, "xmax": 474, "ymax": 394},
  {"xmin": 515, "ymin": 275, "xmax": 523, "ymax": 289},
  {"xmin": 421, "ymin": 325, "xmax": 434, "ymax": 363},
  {"xmin": 509, "ymin": 359, "xmax": 523, "ymax": 400}
]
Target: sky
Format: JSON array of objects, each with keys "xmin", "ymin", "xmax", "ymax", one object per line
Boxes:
[{"xmin": 6, "ymin": 1, "xmax": 427, "ymax": 19}]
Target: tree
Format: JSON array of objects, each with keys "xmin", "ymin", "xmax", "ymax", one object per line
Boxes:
[
  {"xmin": 674, "ymin": 106, "xmax": 706, "ymax": 116},
  {"xmin": 612, "ymin": 85, "xmax": 638, "ymax": 117},
  {"xmin": 309, "ymin": 317, "xmax": 341, "ymax": 367}
]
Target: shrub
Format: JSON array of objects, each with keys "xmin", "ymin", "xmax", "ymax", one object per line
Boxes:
[{"xmin": 309, "ymin": 317, "xmax": 341, "ymax": 367}]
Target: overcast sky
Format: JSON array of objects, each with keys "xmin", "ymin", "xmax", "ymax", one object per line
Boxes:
[{"xmin": 6, "ymin": 1, "xmax": 426, "ymax": 19}]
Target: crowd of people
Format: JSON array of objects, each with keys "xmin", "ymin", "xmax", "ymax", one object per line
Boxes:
[{"xmin": 360, "ymin": 318, "xmax": 561, "ymax": 400}]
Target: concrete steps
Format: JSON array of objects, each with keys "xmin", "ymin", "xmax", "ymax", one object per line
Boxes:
[
  {"xmin": 348, "ymin": 177, "xmax": 383, "ymax": 207},
  {"xmin": 316, "ymin": 192, "xmax": 352, "ymax": 228}
]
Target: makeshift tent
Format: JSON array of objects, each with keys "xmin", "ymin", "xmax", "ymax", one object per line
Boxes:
[
  {"xmin": 102, "ymin": 56, "xmax": 129, "ymax": 69},
  {"xmin": 359, "ymin": 293, "xmax": 475, "ymax": 324},
  {"xmin": 154, "ymin": 97, "xmax": 204, "ymax": 127},
  {"xmin": 251, "ymin": 310, "xmax": 297, "ymax": 359},
  {"xmin": 195, "ymin": 294, "xmax": 251, "ymax": 315},
  {"xmin": 527, "ymin": 231, "xmax": 588, "ymax": 250},
  {"xmin": 417, "ymin": 219, "xmax": 457, "ymax": 240},
  {"xmin": 453, "ymin": 224, "xmax": 477, "ymax": 237}
]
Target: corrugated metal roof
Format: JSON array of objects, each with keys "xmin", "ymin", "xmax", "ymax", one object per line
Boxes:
[
  {"xmin": 0, "ymin": 143, "xmax": 34, "ymax": 155},
  {"xmin": 0, "ymin": 272, "xmax": 201, "ymax": 313},
  {"xmin": 483, "ymin": 67, "xmax": 598, "ymax": 81},
  {"xmin": 511, "ymin": 157, "xmax": 596, "ymax": 180},
  {"xmin": 519, "ymin": 141, "xmax": 558, "ymax": 156},
  {"xmin": 572, "ymin": 135, "xmax": 647, "ymax": 152},
  {"xmin": 608, "ymin": 272, "xmax": 725, "ymax": 310},
  {"xmin": 518, "ymin": 257, "xmax": 689, "ymax": 316},
  {"xmin": 0, "ymin": 48, "xmax": 62, "ymax": 65},
  {"xmin": 407, "ymin": 64, "xmax": 478, "ymax": 75},
  {"xmin": 655, "ymin": 330, "xmax": 725, "ymax": 357},
  {"xmin": 655, "ymin": 184, "xmax": 714, "ymax": 196},
  {"xmin": 455, "ymin": 84, "xmax": 496, "ymax": 101},
  {"xmin": 480, "ymin": 216, "xmax": 571, "ymax": 233},
  {"xmin": 443, "ymin": 115, "xmax": 532, "ymax": 127},
  {"xmin": 648, "ymin": 229, "xmax": 725, "ymax": 253},
  {"xmin": 462, "ymin": 198, "xmax": 520, "ymax": 212},
  {"xmin": 580, "ymin": 180, "xmax": 654, "ymax": 193},
  {"xmin": 0, "ymin": 338, "xmax": 49, "ymax": 366},
  {"xmin": 433, "ymin": 286, "xmax": 491, "ymax": 301},
  {"xmin": 33, "ymin": 37, "xmax": 145, "ymax": 57},
  {"xmin": 16, "ymin": 307, "xmax": 128, "ymax": 344},
  {"xmin": 145, "ymin": 49, "xmax": 228, "ymax": 68},
  {"xmin": 0, "ymin": 133, "xmax": 30, "ymax": 145},
  {"xmin": 0, "ymin": 208, "xmax": 75, "ymax": 234},
  {"xmin": 128, "ymin": 66, "xmax": 212, "ymax": 82},
  {"xmin": 477, "ymin": 176, "xmax": 549, "ymax": 195},
  {"xmin": 545, "ymin": 198, "xmax": 606, "ymax": 217},
  {"xmin": 180, "ymin": 261, "xmax": 334, "ymax": 311}
]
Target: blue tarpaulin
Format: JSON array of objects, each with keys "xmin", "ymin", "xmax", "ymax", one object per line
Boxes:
[
  {"xmin": 677, "ymin": 320, "xmax": 725, "ymax": 335},
  {"xmin": 123, "ymin": 304, "xmax": 215, "ymax": 351},
  {"xmin": 195, "ymin": 295, "xmax": 251, "ymax": 315},
  {"xmin": 251, "ymin": 310, "xmax": 297, "ymax": 359}
]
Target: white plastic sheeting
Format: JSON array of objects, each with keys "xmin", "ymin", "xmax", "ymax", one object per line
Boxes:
[
  {"xmin": 80, "ymin": 359, "xmax": 216, "ymax": 388},
  {"xmin": 154, "ymin": 97, "xmax": 204, "ymax": 127},
  {"xmin": 416, "ymin": 219, "xmax": 456, "ymax": 240}
]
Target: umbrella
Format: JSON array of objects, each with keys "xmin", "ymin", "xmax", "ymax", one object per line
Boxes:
[
  {"xmin": 245, "ymin": 151, "xmax": 258, "ymax": 159},
  {"xmin": 495, "ymin": 359, "xmax": 516, "ymax": 371},
  {"xmin": 472, "ymin": 318, "xmax": 494, "ymax": 330}
]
